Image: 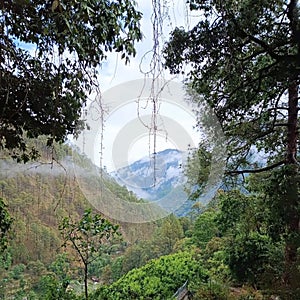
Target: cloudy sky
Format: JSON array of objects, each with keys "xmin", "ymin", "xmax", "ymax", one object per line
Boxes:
[
  {"xmin": 99, "ymin": 0, "xmax": 196, "ymax": 90},
  {"xmin": 90, "ymin": 0, "xmax": 202, "ymax": 171},
  {"xmin": 14, "ymin": 2, "xmax": 201, "ymax": 172}
]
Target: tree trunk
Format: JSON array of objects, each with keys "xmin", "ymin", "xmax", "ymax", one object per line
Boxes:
[
  {"xmin": 84, "ymin": 263, "xmax": 88, "ymax": 300},
  {"xmin": 284, "ymin": 81, "xmax": 300, "ymax": 288},
  {"xmin": 287, "ymin": 81, "xmax": 298, "ymax": 165}
]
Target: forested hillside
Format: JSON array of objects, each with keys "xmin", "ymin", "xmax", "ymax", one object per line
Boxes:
[
  {"xmin": 0, "ymin": 141, "xmax": 161, "ymax": 298},
  {"xmin": 1, "ymin": 0, "xmax": 299, "ymax": 299},
  {"xmin": 0, "ymin": 143, "xmax": 296, "ymax": 299}
]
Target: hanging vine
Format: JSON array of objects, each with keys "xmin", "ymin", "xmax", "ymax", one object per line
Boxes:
[{"xmin": 137, "ymin": 0, "xmax": 174, "ymax": 184}]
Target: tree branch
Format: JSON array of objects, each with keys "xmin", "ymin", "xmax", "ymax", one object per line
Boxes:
[
  {"xmin": 225, "ymin": 160, "xmax": 286, "ymax": 175},
  {"xmin": 274, "ymin": 123, "xmax": 289, "ymax": 127}
]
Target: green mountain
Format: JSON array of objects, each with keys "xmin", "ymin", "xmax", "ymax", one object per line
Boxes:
[{"xmin": 0, "ymin": 141, "xmax": 160, "ymax": 266}]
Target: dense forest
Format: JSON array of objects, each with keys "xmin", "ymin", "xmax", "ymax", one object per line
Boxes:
[
  {"xmin": 0, "ymin": 142, "xmax": 294, "ymax": 299},
  {"xmin": 0, "ymin": 144, "xmax": 297, "ymax": 299},
  {"xmin": 1, "ymin": 0, "xmax": 300, "ymax": 299}
]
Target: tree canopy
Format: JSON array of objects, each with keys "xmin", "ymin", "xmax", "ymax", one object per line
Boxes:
[
  {"xmin": 0, "ymin": 0, "xmax": 142, "ymax": 161},
  {"xmin": 164, "ymin": 0, "xmax": 299, "ymax": 170},
  {"xmin": 164, "ymin": 0, "xmax": 299, "ymax": 288},
  {"xmin": 60, "ymin": 209, "xmax": 119, "ymax": 299}
]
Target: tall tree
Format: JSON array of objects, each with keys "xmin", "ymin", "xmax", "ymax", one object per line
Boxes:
[
  {"xmin": 0, "ymin": 0, "xmax": 142, "ymax": 161},
  {"xmin": 59, "ymin": 209, "xmax": 119, "ymax": 300},
  {"xmin": 164, "ymin": 0, "xmax": 300, "ymax": 288}
]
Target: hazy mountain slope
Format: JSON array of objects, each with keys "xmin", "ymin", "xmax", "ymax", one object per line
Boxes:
[
  {"xmin": 0, "ymin": 143, "xmax": 157, "ymax": 265},
  {"xmin": 111, "ymin": 149, "xmax": 194, "ymax": 215}
]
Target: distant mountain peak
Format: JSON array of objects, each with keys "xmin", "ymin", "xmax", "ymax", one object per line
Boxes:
[
  {"xmin": 154, "ymin": 148, "xmax": 183, "ymax": 155},
  {"xmin": 110, "ymin": 148, "xmax": 191, "ymax": 215}
]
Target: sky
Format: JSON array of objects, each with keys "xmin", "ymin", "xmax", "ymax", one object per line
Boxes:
[
  {"xmin": 98, "ymin": 0, "xmax": 196, "ymax": 90},
  {"xmin": 86, "ymin": 0, "xmax": 202, "ymax": 172},
  {"xmin": 11, "ymin": 1, "xmax": 201, "ymax": 172},
  {"xmin": 6, "ymin": 1, "xmax": 225, "ymax": 221}
]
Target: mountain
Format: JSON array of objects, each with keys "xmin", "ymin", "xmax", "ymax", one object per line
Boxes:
[
  {"xmin": 0, "ymin": 141, "xmax": 157, "ymax": 265},
  {"xmin": 0, "ymin": 140, "xmax": 168, "ymax": 298},
  {"xmin": 111, "ymin": 149, "xmax": 192, "ymax": 215}
]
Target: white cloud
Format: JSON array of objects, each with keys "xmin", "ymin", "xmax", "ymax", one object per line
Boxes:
[
  {"xmin": 99, "ymin": 0, "xmax": 198, "ymax": 90},
  {"xmin": 77, "ymin": 1, "xmax": 202, "ymax": 170},
  {"xmin": 165, "ymin": 165, "xmax": 181, "ymax": 180}
]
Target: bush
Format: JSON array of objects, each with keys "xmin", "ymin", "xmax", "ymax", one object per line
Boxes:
[
  {"xmin": 10, "ymin": 264, "xmax": 25, "ymax": 280},
  {"xmin": 92, "ymin": 251, "xmax": 207, "ymax": 300}
]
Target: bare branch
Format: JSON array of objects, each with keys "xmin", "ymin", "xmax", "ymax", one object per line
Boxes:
[{"xmin": 225, "ymin": 160, "xmax": 286, "ymax": 175}]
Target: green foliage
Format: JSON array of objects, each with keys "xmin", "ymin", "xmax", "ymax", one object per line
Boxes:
[
  {"xmin": 1, "ymin": 0, "xmax": 142, "ymax": 161},
  {"xmin": 152, "ymin": 214, "xmax": 184, "ymax": 256},
  {"xmin": 10, "ymin": 264, "xmax": 26, "ymax": 280},
  {"xmin": 202, "ymin": 237, "xmax": 230, "ymax": 282},
  {"xmin": 0, "ymin": 141, "xmax": 99, "ymax": 265},
  {"xmin": 104, "ymin": 179, "xmax": 145, "ymax": 203},
  {"xmin": 246, "ymin": 167, "xmax": 300, "ymax": 288},
  {"xmin": 185, "ymin": 146, "xmax": 212, "ymax": 200},
  {"xmin": 165, "ymin": 0, "xmax": 298, "ymax": 134},
  {"xmin": 109, "ymin": 256, "xmax": 124, "ymax": 282},
  {"xmin": 60, "ymin": 208, "xmax": 119, "ymax": 299},
  {"xmin": 225, "ymin": 232, "xmax": 283, "ymax": 286},
  {"xmin": 0, "ymin": 198, "xmax": 13, "ymax": 253},
  {"xmin": 60, "ymin": 209, "xmax": 120, "ymax": 265},
  {"xmin": 48, "ymin": 253, "xmax": 71, "ymax": 284},
  {"xmin": 93, "ymin": 251, "xmax": 207, "ymax": 300},
  {"xmin": 216, "ymin": 190, "xmax": 258, "ymax": 236},
  {"xmin": 192, "ymin": 210, "xmax": 218, "ymax": 249},
  {"xmin": 164, "ymin": 1, "xmax": 300, "ymax": 287},
  {"xmin": 0, "ymin": 249, "xmax": 12, "ymax": 270},
  {"xmin": 0, "ymin": 141, "xmax": 151, "ymax": 293},
  {"xmin": 192, "ymin": 280, "xmax": 230, "ymax": 300},
  {"xmin": 2, "ymin": 137, "xmax": 297, "ymax": 297},
  {"xmin": 35, "ymin": 274, "xmax": 77, "ymax": 300},
  {"xmin": 88, "ymin": 254, "xmax": 110, "ymax": 278},
  {"xmin": 215, "ymin": 189, "xmax": 285, "ymax": 286},
  {"xmin": 248, "ymin": 166, "xmax": 300, "ymax": 240},
  {"xmin": 119, "ymin": 241, "xmax": 153, "ymax": 277},
  {"xmin": 102, "ymin": 215, "xmax": 186, "ymax": 283},
  {"xmin": 26, "ymin": 260, "xmax": 46, "ymax": 279}
]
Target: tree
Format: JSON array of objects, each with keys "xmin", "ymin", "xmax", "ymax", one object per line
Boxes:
[
  {"xmin": 152, "ymin": 214, "xmax": 184, "ymax": 256},
  {"xmin": 192, "ymin": 209, "xmax": 218, "ymax": 249},
  {"xmin": 59, "ymin": 209, "xmax": 119, "ymax": 300},
  {"xmin": 216, "ymin": 189, "xmax": 285, "ymax": 287},
  {"xmin": 164, "ymin": 0, "xmax": 300, "ymax": 289},
  {"xmin": 48, "ymin": 253, "xmax": 71, "ymax": 287},
  {"xmin": 36, "ymin": 273, "xmax": 78, "ymax": 300},
  {"xmin": 35, "ymin": 254, "xmax": 75, "ymax": 300},
  {"xmin": 0, "ymin": 0, "xmax": 142, "ymax": 161},
  {"xmin": 0, "ymin": 198, "xmax": 12, "ymax": 253}
]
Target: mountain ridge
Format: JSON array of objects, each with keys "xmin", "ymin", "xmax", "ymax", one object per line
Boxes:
[{"xmin": 110, "ymin": 149, "xmax": 191, "ymax": 215}]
